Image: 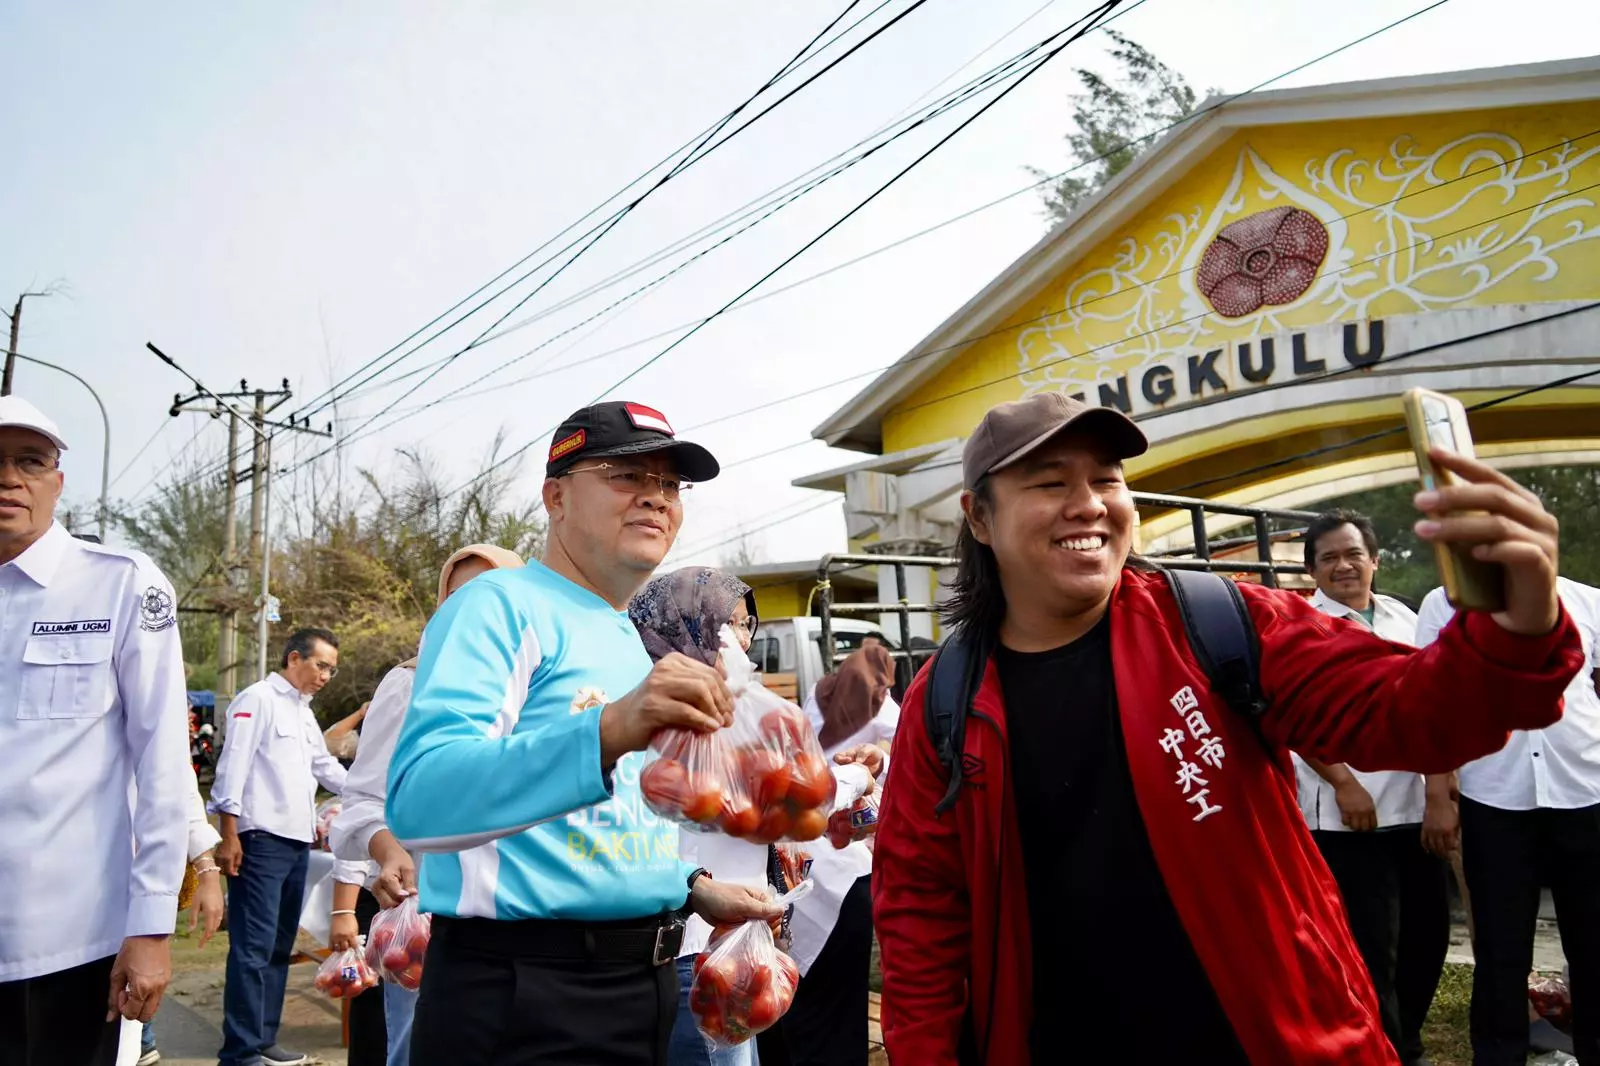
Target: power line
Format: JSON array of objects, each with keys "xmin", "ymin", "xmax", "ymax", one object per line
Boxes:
[
  {"xmin": 288, "ymin": 2, "xmax": 877, "ymax": 420},
  {"xmin": 669, "ymin": 495, "xmax": 841, "ymax": 562},
  {"xmin": 295, "ymin": 0, "xmax": 1466, "ymax": 458},
  {"xmin": 300, "ymin": 5, "xmax": 1124, "ymax": 461},
  {"xmin": 442, "ymin": 0, "xmax": 1131, "ymax": 501},
  {"xmin": 107, "ymin": 418, "xmax": 177, "ymax": 491},
  {"xmin": 298, "ymin": 0, "xmax": 929, "ymax": 424}
]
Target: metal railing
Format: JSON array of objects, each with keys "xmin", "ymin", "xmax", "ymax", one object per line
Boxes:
[{"xmin": 816, "ymin": 492, "xmax": 1321, "ymax": 677}]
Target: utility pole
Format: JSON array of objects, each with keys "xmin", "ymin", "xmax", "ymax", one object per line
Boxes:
[
  {"xmin": 160, "ymin": 352, "xmax": 327, "ymax": 693},
  {"xmin": 3, "ymin": 290, "xmax": 56, "ymax": 396}
]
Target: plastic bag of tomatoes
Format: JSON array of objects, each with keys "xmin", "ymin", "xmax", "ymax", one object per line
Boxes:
[
  {"xmin": 314, "ymin": 944, "xmax": 379, "ymax": 999},
  {"xmin": 641, "ymin": 627, "xmax": 836, "ymax": 844},
  {"xmin": 690, "ymin": 881, "xmax": 811, "ymax": 1048},
  {"xmin": 825, "ymin": 788, "xmax": 880, "ymax": 849},
  {"xmin": 365, "ymin": 895, "xmax": 430, "ymax": 990}
]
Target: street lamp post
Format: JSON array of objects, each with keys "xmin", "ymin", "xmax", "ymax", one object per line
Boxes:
[{"xmin": 12, "ymin": 353, "xmax": 110, "ymax": 540}]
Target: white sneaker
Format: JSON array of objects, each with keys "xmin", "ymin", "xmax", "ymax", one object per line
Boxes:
[{"xmin": 135, "ymin": 1049, "xmax": 161, "ymax": 1066}]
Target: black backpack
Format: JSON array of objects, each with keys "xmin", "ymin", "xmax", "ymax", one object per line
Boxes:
[{"xmin": 925, "ymin": 568, "xmax": 1269, "ymax": 815}]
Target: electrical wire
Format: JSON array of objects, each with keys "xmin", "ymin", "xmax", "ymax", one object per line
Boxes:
[
  {"xmin": 440, "ymin": 0, "xmax": 1131, "ymax": 501},
  {"xmin": 301, "ymin": 5, "xmax": 1129, "ymax": 461},
  {"xmin": 293, "ymin": 0, "xmax": 1467, "ymax": 461},
  {"xmin": 289, "ymin": 1, "xmax": 876, "ymax": 420},
  {"xmin": 298, "ymin": 0, "xmax": 930, "ymax": 424},
  {"xmin": 107, "ymin": 419, "xmax": 177, "ymax": 491}
]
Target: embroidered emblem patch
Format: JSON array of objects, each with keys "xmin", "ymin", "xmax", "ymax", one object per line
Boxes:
[
  {"xmin": 570, "ymin": 686, "xmax": 608, "ymax": 716},
  {"xmin": 549, "ymin": 429, "xmax": 586, "ymax": 463},
  {"xmin": 139, "ymin": 586, "xmax": 176, "ymax": 632}
]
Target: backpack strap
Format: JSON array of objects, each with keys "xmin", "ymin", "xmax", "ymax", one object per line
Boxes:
[
  {"xmin": 1162, "ymin": 568, "xmax": 1268, "ymax": 721},
  {"xmin": 924, "ymin": 627, "xmax": 989, "ymax": 817}
]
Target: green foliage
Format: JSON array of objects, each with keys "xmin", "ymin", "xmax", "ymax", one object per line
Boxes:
[
  {"xmin": 117, "ymin": 438, "xmax": 545, "ymax": 720},
  {"xmin": 1319, "ymin": 464, "xmax": 1600, "ymax": 604},
  {"xmin": 1028, "ymin": 31, "xmax": 1205, "ymax": 224}
]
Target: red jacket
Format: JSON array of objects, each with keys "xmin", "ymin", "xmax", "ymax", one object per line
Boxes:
[{"xmin": 873, "ymin": 569, "xmax": 1584, "ymax": 1066}]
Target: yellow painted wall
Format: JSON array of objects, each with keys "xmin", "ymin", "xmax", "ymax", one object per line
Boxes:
[
  {"xmin": 883, "ymin": 103, "xmax": 1600, "ymax": 465},
  {"xmin": 749, "ymin": 581, "xmax": 808, "ymax": 622}
]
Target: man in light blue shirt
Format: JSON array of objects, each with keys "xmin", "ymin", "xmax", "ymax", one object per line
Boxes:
[{"xmin": 388, "ymin": 401, "xmax": 781, "ymax": 1065}]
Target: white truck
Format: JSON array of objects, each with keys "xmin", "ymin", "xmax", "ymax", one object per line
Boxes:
[{"xmin": 748, "ymin": 616, "xmax": 899, "ymax": 705}]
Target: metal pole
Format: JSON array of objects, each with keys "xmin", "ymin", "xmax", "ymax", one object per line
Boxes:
[
  {"xmin": 11, "ymin": 353, "xmax": 110, "ymax": 539},
  {"xmin": 220, "ymin": 411, "xmax": 239, "ymax": 701},
  {"xmin": 257, "ymin": 435, "xmax": 272, "ymax": 682},
  {"xmin": 1255, "ymin": 514, "xmax": 1278, "ymax": 589}
]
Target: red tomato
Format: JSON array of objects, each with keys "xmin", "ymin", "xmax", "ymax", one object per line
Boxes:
[
  {"xmin": 682, "ymin": 781, "xmax": 724, "ymax": 824},
  {"xmin": 738, "ymin": 748, "xmax": 789, "ymax": 807},
  {"xmin": 789, "ymin": 807, "xmax": 828, "ymax": 842},
  {"xmin": 367, "ymin": 925, "xmax": 394, "ymax": 955},
  {"xmin": 382, "ymin": 947, "xmax": 410, "ymax": 973},
  {"xmin": 405, "ymin": 932, "xmax": 429, "ymax": 959},
  {"xmin": 743, "ymin": 959, "xmax": 772, "ymax": 998},
  {"xmin": 786, "ymin": 752, "xmax": 834, "ymax": 809},
  {"xmin": 697, "ymin": 956, "xmax": 739, "ymax": 1000},
  {"xmin": 745, "ymin": 982, "xmax": 785, "ymax": 1032},
  {"xmin": 775, "ymin": 952, "xmax": 799, "ymax": 995},
  {"xmin": 640, "ymin": 758, "xmax": 691, "ymax": 815},
  {"xmin": 397, "ymin": 960, "xmax": 425, "ymax": 989},
  {"xmin": 718, "ymin": 801, "xmax": 760, "ymax": 838},
  {"xmin": 750, "ymin": 807, "xmax": 791, "ymax": 844}
]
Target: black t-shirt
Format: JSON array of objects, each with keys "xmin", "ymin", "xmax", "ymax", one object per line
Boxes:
[{"xmin": 997, "ymin": 611, "xmax": 1248, "ymax": 1061}]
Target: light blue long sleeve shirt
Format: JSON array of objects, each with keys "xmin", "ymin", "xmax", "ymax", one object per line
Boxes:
[{"xmin": 387, "ymin": 560, "xmax": 693, "ymax": 921}]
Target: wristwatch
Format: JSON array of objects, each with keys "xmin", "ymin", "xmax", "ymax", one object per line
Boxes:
[{"xmin": 686, "ymin": 867, "xmax": 711, "ymax": 895}]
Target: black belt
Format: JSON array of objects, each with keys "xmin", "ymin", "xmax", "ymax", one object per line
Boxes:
[{"xmin": 432, "ymin": 913, "xmax": 684, "ymax": 967}]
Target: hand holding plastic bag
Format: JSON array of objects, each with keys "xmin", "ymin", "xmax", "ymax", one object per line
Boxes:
[
  {"xmin": 313, "ymin": 945, "xmax": 378, "ymax": 999},
  {"xmin": 366, "ymin": 895, "xmax": 430, "ymax": 990},
  {"xmin": 690, "ymin": 881, "xmax": 810, "ymax": 1048},
  {"xmin": 825, "ymin": 788, "xmax": 880, "ymax": 849},
  {"xmin": 314, "ymin": 798, "xmax": 341, "ymax": 852},
  {"xmin": 642, "ymin": 627, "xmax": 835, "ymax": 843}
]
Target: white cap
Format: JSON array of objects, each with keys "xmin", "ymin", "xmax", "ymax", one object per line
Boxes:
[{"xmin": 0, "ymin": 395, "xmax": 68, "ymax": 451}]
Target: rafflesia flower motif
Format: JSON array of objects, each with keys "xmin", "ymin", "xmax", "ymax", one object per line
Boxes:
[{"xmin": 1196, "ymin": 206, "xmax": 1329, "ymax": 318}]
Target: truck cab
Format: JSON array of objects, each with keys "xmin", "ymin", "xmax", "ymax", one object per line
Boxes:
[{"xmin": 748, "ymin": 617, "xmax": 898, "ymax": 705}]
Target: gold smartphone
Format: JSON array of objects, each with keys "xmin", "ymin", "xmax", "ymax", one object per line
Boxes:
[{"xmin": 1400, "ymin": 387, "xmax": 1506, "ymax": 612}]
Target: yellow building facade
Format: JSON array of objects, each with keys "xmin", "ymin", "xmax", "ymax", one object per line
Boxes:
[{"xmin": 802, "ymin": 57, "xmax": 1600, "ymax": 559}]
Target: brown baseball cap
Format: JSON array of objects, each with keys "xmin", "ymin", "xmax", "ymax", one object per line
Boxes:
[{"xmin": 962, "ymin": 392, "xmax": 1147, "ymax": 490}]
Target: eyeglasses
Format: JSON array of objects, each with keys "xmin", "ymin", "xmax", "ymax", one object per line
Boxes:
[
  {"xmin": 565, "ymin": 463, "xmax": 693, "ymax": 501},
  {"xmin": 733, "ymin": 615, "xmax": 759, "ymax": 637},
  {"xmin": 0, "ymin": 453, "xmax": 59, "ymax": 480},
  {"xmin": 310, "ymin": 659, "xmax": 339, "ymax": 679}
]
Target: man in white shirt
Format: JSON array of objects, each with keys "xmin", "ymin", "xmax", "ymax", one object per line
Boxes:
[
  {"xmin": 1417, "ymin": 576, "xmax": 1600, "ymax": 1065},
  {"xmin": 1293, "ymin": 509, "xmax": 1452, "ymax": 1066},
  {"xmin": 208, "ymin": 627, "xmax": 348, "ymax": 1066},
  {"xmin": 0, "ymin": 396, "xmax": 191, "ymax": 1066}
]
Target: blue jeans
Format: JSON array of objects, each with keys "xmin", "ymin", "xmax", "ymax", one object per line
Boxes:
[
  {"xmin": 668, "ymin": 955, "xmax": 758, "ymax": 1066},
  {"xmin": 219, "ymin": 831, "xmax": 310, "ymax": 1065},
  {"xmin": 140, "ymin": 1020, "xmax": 157, "ymax": 1053},
  {"xmin": 383, "ymin": 980, "xmax": 418, "ymax": 1066}
]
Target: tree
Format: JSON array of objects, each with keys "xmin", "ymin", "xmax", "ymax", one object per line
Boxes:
[
  {"xmin": 1028, "ymin": 31, "xmax": 1204, "ymax": 224},
  {"xmin": 721, "ymin": 530, "xmax": 763, "ymax": 571},
  {"xmin": 1317, "ymin": 464, "xmax": 1600, "ymax": 605},
  {"xmin": 116, "ymin": 436, "xmax": 546, "ymax": 721}
]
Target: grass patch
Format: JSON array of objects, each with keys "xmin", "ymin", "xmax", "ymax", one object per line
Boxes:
[
  {"xmin": 168, "ymin": 921, "xmax": 231, "ymax": 975},
  {"xmin": 1422, "ymin": 963, "xmax": 1473, "ymax": 1066}
]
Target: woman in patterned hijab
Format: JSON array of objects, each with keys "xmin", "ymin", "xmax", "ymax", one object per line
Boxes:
[{"xmin": 628, "ymin": 566, "xmax": 759, "ymax": 664}]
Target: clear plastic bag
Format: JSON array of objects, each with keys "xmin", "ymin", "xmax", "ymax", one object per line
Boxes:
[
  {"xmin": 313, "ymin": 945, "xmax": 378, "ymax": 999},
  {"xmin": 825, "ymin": 788, "xmax": 880, "ymax": 849},
  {"xmin": 1529, "ymin": 970, "xmax": 1573, "ymax": 1030},
  {"xmin": 365, "ymin": 895, "xmax": 430, "ymax": 990},
  {"xmin": 314, "ymin": 797, "xmax": 341, "ymax": 852},
  {"xmin": 642, "ymin": 627, "xmax": 835, "ymax": 843},
  {"xmin": 775, "ymin": 842, "xmax": 812, "ymax": 891},
  {"xmin": 689, "ymin": 881, "xmax": 810, "ymax": 1048}
]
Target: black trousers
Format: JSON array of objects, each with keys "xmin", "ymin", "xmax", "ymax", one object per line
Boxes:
[
  {"xmin": 347, "ymin": 887, "xmax": 388, "ymax": 1066},
  {"xmin": 1313, "ymin": 827, "xmax": 1451, "ymax": 1062},
  {"xmin": 765, "ymin": 874, "xmax": 874, "ymax": 1066},
  {"xmin": 0, "ymin": 955, "xmax": 120, "ymax": 1066},
  {"xmin": 1461, "ymin": 798, "xmax": 1600, "ymax": 1065},
  {"xmin": 409, "ymin": 915, "xmax": 677, "ymax": 1065}
]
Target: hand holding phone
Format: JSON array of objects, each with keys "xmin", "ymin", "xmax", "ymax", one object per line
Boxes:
[{"xmin": 1401, "ymin": 388, "xmax": 1561, "ymax": 635}]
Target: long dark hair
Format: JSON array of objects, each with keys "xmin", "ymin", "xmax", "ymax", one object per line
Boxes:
[{"xmin": 942, "ymin": 479, "xmax": 1006, "ymax": 639}]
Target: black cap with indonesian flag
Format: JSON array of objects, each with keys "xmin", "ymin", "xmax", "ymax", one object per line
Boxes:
[{"xmin": 545, "ymin": 401, "xmax": 721, "ymax": 483}]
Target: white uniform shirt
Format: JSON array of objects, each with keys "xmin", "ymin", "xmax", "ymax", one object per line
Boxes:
[
  {"xmin": 329, "ymin": 663, "xmax": 415, "ymax": 889},
  {"xmin": 1415, "ymin": 578, "xmax": 1600, "ymax": 811},
  {"xmin": 0, "ymin": 522, "xmax": 191, "ymax": 981},
  {"xmin": 1293, "ymin": 590, "xmax": 1428, "ymax": 831},
  {"xmin": 208, "ymin": 672, "xmax": 348, "ymax": 842}
]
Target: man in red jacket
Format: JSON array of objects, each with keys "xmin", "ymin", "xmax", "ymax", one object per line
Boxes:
[{"xmin": 873, "ymin": 392, "xmax": 1584, "ymax": 1066}]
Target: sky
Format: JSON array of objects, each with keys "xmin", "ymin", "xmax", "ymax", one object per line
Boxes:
[{"xmin": 4, "ymin": 0, "xmax": 1597, "ymax": 572}]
